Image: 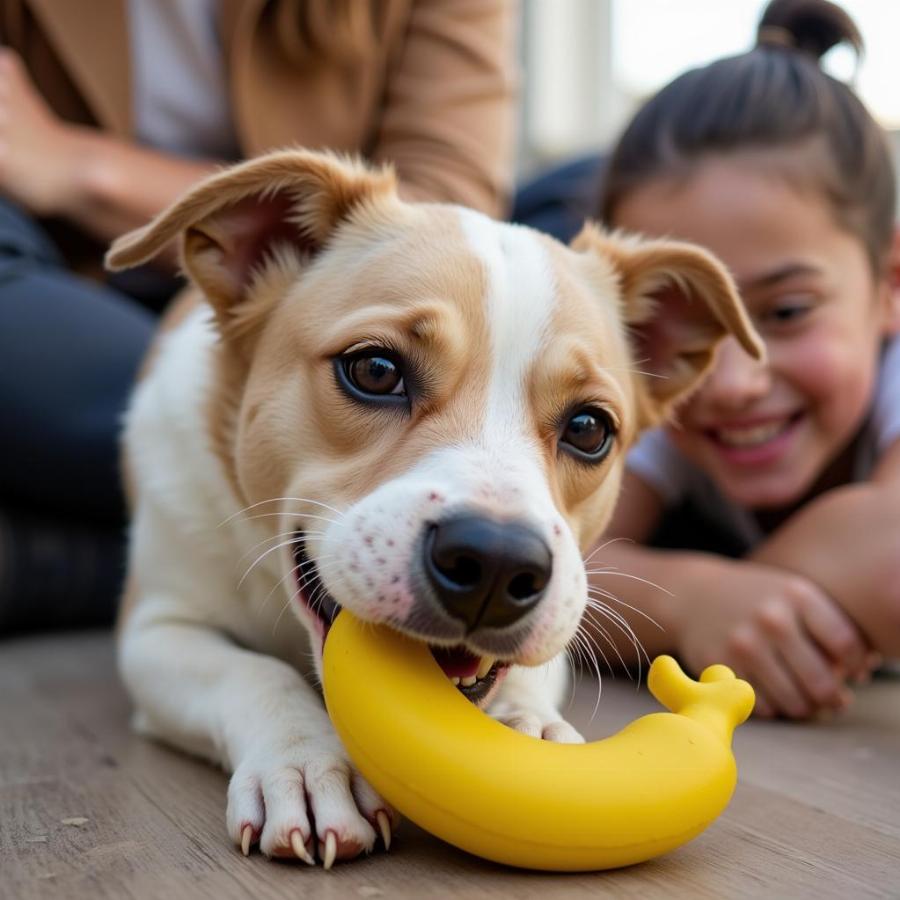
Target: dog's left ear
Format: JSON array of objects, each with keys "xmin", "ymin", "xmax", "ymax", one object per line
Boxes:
[
  {"xmin": 106, "ymin": 149, "xmax": 397, "ymax": 347},
  {"xmin": 573, "ymin": 225, "xmax": 764, "ymax": 429}
]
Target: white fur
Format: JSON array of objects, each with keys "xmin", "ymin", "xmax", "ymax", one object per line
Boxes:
[{"xmin": 458, "ymin": 211, "xmax": 589, "ymax": 662}]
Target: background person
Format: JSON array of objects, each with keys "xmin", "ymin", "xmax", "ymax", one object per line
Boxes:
[
  {"xmin": 587, "ymin": 0, "xmax": 899, "ymax": 718},
  {"xmin": 0, "ymin": 0, "xmax": 517, "ymax": 633}
]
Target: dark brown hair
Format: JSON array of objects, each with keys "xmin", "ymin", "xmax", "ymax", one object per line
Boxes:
[{"xmin": 598, "ymin": 0, "xmax": 895, "ymax": 272}]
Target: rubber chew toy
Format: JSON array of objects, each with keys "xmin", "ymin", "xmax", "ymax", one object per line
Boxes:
[{"xmin": 322, "ymin": 610, "xmax": 754, "ymax": 871}]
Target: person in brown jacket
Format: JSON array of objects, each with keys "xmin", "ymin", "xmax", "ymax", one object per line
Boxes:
[{"xmin": 0, "ymin": 0, "xmax": 517, "ymax": 633}]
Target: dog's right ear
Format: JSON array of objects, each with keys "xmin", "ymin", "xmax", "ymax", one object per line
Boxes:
[
  {"xmin": 106, "ymin": 150, "xmax": 397, "ymax": 343},
  {"xmin": 573, "ymin": 224, "xmax": 764, "ymax": 430}
]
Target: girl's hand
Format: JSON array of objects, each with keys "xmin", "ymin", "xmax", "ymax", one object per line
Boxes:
[
  {"xmin": 751, "ymin": 479, "xmax": 900, "ymax": 659},
  {"xmin": 0, "ymin": 48, "xmax": 81, "ymax": 217},
  {"xmin": 675, "ymin": 559, "xmax": 872, "ymax": 719}
]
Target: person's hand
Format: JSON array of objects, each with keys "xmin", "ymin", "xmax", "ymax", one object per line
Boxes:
[
  {"xmin": 674, "ymin": 559, "xmax": 876, "ymax": 719},
  {"xmin": 751, "ymin": 479, "xmax": 900, "ymax": 659},
  {"xmin": 0, "ymin": 48, "xmax": 81, "ymax": 216}
]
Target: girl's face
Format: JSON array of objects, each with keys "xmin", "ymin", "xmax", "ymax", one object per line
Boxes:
[{"xmin": 614, "ymin": 154, "xmax": 899, "ymax": 510}]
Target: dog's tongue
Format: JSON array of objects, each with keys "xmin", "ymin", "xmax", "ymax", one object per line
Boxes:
[{"xmin": 431, "ymin": 645, "xmax": 480, "ymax": 678}]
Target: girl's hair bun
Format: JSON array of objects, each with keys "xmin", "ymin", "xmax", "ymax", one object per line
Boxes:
[{"xmin": 757, "ymin": 0, "xmax": 862, "ymax": 61}]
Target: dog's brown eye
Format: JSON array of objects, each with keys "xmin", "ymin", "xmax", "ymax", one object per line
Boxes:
[
  {"xmin": 344, "ymin": 355, "xmax": 405, "ymax": 397},
  {"xmin": 335, "ymin": 349, "xmax": 408, "ymax": 406},
  {"xmin": 560, "ymin": 408, "xmax": 615, "ymax": 462}
]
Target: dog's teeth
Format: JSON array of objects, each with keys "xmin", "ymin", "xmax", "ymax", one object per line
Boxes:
[
  {"xmin": 476, "ymin": 657, "xmax": 496, "ymax": 679},
  {"xmin": 461, "ymin": 675, "xmax": 477, "ymax": 687},
  {"xmin": 451, "ymin": 676, "xmax": 461, "ymax": 686}
]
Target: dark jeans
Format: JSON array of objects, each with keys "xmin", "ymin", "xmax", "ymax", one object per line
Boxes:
[{"xmin": 0, "ymin": 200, "xmax": 174, "ymax": 633}]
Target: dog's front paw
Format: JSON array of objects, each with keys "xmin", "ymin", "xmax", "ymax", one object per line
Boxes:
[
  {"xmin": 491, "ymin": 706, "xmax": 585, "ymax": 743},
  {"xmin": 226, "ymin": 738, "xmax": 397, "ymax": 868}
]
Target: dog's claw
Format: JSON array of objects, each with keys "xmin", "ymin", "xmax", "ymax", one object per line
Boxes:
[
  {"xmin": 322, "ymin": 831, "xmax": 337, "ymax": 870},
  {"xmin": 376, "ymin": 810, "xmax": 391, "ymax": 851},
  {"xmin": 290, "ymin": 830, "xmax": 315, "ymax": 865},
  {"xmin": 240, "ymin": 824, "xmax": 253, "ymax": 857}
]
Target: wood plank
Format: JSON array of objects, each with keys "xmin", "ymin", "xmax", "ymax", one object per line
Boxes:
[{"xmin": 1, "ymin": 632, "xmax": 897, "ymax": 900}]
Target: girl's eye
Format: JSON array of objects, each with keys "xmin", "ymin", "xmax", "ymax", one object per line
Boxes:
[
  {"xmin": 772, "ymin": 306, "xmax": 807, "ymax": 322},
  {"xmin": 764, "ymin": 295, "xmax": 816, "ymax": 325},
  {"xmin": 337, "ymin": 351, "xmax": 407, "ymax": 406},
  {"xmin": 560, "ymin": 407, "xmax": 616, "ymax": 462}
]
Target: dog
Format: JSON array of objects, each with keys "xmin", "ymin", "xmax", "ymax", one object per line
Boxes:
[{"xmin": 106, "ymin": 149, "xmax": 761, "ymax": 868}]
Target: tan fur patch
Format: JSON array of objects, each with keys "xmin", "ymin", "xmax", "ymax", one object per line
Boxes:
[
  {"xmin": 525, "ymin": 235, "xmax": 638, "ymax": 548},
  {"xmin": 227, "ymin": 206, "xmax": 494, "ymax": 512}
]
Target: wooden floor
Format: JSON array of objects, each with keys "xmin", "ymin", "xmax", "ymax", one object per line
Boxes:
[{"xmin": 1, "ymin": 631, "xmax": 898, "ymax": 900}]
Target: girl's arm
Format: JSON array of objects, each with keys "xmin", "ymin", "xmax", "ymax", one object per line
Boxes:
[
  {"xmin": 589, "ymin": 471, "xmax": 870, "ymax": 718},
  {"xmin": 750, "ymin": 439, "xmax": 900, "ymax": 657}
]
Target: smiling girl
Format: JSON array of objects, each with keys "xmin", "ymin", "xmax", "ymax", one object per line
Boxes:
[{"xmin": 590, "ymin": 0, "xmax": 900, "ymax": 718}]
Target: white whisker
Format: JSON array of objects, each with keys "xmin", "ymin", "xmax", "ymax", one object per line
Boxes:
[
  {"xmin": 582, "ymin": 606, "xmax": 633, "ymax": 675},
  {"xmin": 238, "ymin": 537, "xmax": 306, "ymax": 588},
  {"xmin": 254, "ymin": 550, "xmax": 339, "ymax": 618},
  {"xmin": 585, "ymin": 567, "xmax": 674, "ymax": 598},
  {"xmin": 219, "ymin": 496, "xmax": 346, "ymax": 527},
  {"xmin": 272, "ymin": 595, "xmax": 294, "ymax": 635},
  {"xmin": 586, "ymin": 585, "xmax": 664, "ymax": 631},
  {"xmin": 570, "ymin": 627, "xmax": 604, "ymax": 720},
  {"xmin": 236, "ymin": 528, "xmax": 326, "ymax": 567},
  {"xmin": 585, "ymin": 594, "xmax": 648, "ymax": 651},
  {"xmin": 600, "ymin": 358, "xmax": 668, "ymax": 380},
  {"xmin": 257, "ymin": 563, "xmax": 302, "ymax": 616},
  {"xmin": 584, "ymin": 598, "xmax": 651, "ymax": 678},
  {"xmin": 581, "ymin": 536, "xmax": 634, "ymax": 566},
  {"xmin": 239, "ymin": 511, "xmax": 344, "ymax": 528},
  {"xmin": 563, "ymin": 647, "xmax": 581, "ymax": 711}
]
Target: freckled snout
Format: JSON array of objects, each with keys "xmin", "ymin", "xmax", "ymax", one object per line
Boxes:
[{"xmin": 424, "ymin": 515, "xmax": 552, "ymax": 631}]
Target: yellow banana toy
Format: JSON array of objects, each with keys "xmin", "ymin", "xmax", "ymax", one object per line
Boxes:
[{"xmin": 322, "ymin": 610, "xmax": 754, "ymax": 871}]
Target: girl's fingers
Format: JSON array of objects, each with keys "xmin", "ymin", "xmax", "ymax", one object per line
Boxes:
[
  {"xmin": 777, "ymin": 624, "xmax": 847, "ymax": 710},
  {"xmin": 798, "ymin": 591, "xmax": 868, "ymax": 674},
  {"xmin": 750, "ymin": 646, "xmax": 811, "ymax": 719}
]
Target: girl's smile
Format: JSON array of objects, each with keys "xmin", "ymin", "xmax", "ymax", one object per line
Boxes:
[{"xmin": 700, "ymin": 410, "xmax": 804, "ymax": 468}]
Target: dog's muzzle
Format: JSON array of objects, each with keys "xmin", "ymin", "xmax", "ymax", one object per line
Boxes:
[{"xmin": 292, "ymin": 516, "xmax": 550, "ymax": 705}]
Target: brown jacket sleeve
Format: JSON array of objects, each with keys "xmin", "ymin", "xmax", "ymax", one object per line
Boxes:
[{"xmin": 371, "ymin": 0, "xmax": 518, "ymax": 219}]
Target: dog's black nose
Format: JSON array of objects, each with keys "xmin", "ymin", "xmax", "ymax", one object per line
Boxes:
[{"xmin": 424, "ymin": 515, "xmax": 552, "ymax": 631}]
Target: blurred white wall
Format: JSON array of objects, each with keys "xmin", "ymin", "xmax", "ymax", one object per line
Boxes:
[
  {"xmin": 519, "ymin": 0, "xmax": 621, "ymax": 174},
  {"xmin": 519, "ymin": 0, "xmax": 900, "ymax": 181}
]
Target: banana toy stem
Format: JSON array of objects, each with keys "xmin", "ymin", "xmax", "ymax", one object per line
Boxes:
[
  {"xmin": 647, "ymin": 655, "xmax": 755, "ymax": 744},
  {"xmin": 322, "ymin": 611, "xmax": 754, "ymax": 871}
]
